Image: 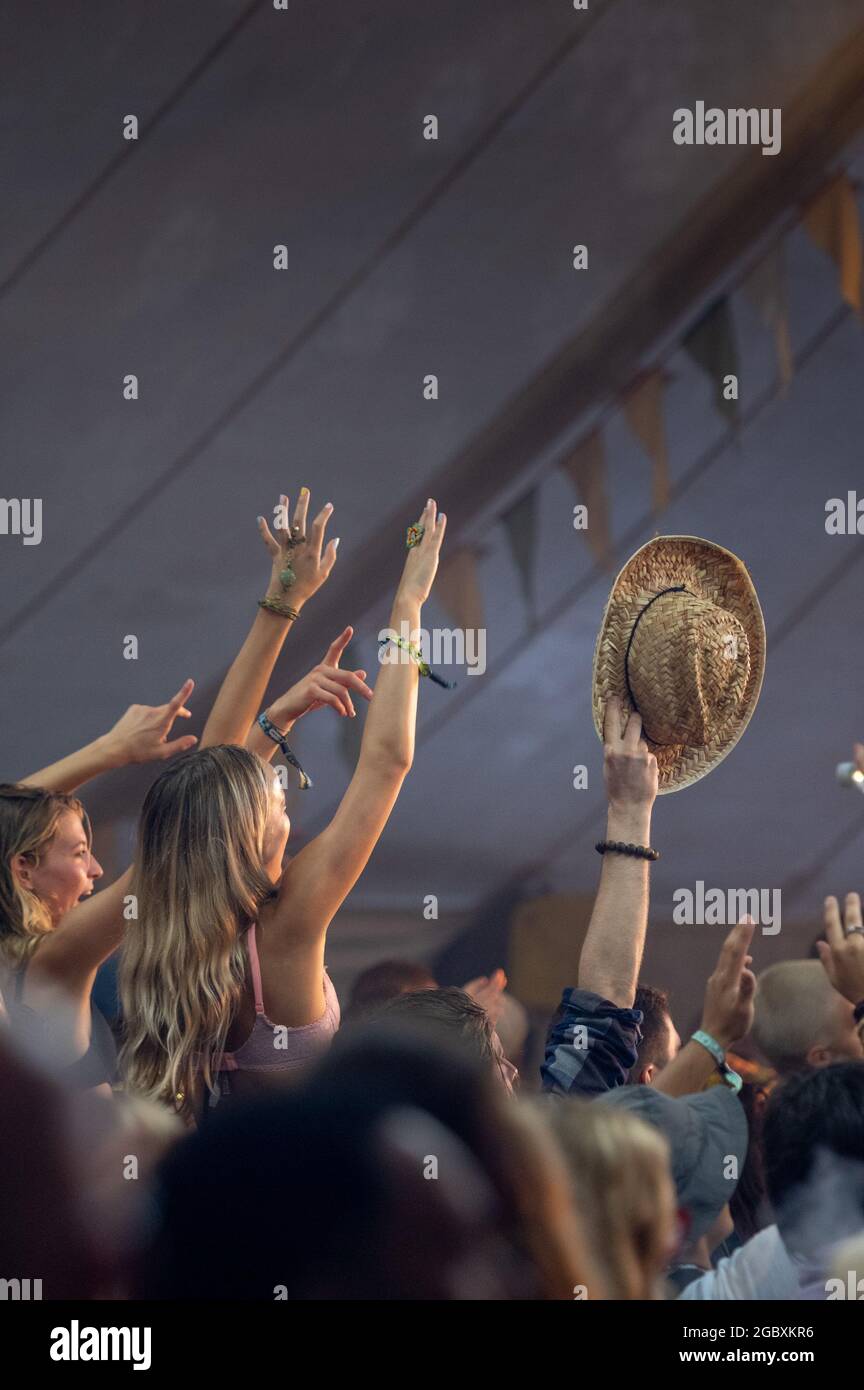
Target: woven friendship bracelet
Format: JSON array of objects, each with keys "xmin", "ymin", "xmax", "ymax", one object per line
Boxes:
[
  {"xmin": 378, "ymin": 635, "xmax": 456, "ymax": 689},
  {"xmin": 595, "ymin": 839, "xmax": 660, "ymax": 861},
  {"xmin": 257, "ymin": 712, "xmax": 312, "ymax": 790},
  {"xmin": 258, "ymin": 596, "xmax": 300, "ymax": 621}
]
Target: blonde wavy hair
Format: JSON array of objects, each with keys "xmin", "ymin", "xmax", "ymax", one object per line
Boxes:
[
  {"xmin": 546, "ymin": 1099, "xmax": 675, "ymax": 1299},
  {"xmin": 0, "ymin": 783, "xmax": 91, "ymax": 973},
  {"xmin": 119, "ymin": 746, "xmax": 278, "ymax": 1119}
]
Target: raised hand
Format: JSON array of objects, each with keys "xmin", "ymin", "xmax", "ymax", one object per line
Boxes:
[
  {"xmin": 602, "ymin": 697, "xmax": 659, "ymax": 814},
  {"xmin": 700, "ymin": 917, "xmax": 757, "ymax": 1049},
  {"xmin": 397, "ymin": 499, "xmax": 446, "ymax": 606},
  {"xmin": 817, "ymin": 894, "xmax": 864, "ymax": 1005},
  {"xmin": 463, "ymin": 969, "xmax": 508, "ymax": 1027},
  {"xmin": 257, "ymin": 488, "xmax": 339, "ymax": 608},
  {"xmin": 268, "ymin": 627, "xmax": 374, "ymax": 725},
  {"xmin": 103, "ymin": 679, "xmax": 197, "ymax": 766}
]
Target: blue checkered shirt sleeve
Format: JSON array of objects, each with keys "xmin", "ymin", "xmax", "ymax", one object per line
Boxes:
[{"xmin": 540, "ymin": 987, "xmax": 643, "ymax": 1097}]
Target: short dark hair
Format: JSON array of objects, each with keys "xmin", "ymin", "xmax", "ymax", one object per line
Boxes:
[
  {"xmin": 345, "ymin": 960, "xmax": 438, "ymax": 1021},
  {"xmin": 763, "ymin": 1062, "xmax": 864, "ymax": 1249},
  {"xmin": 372, "ymin": 987, "xmax": 496, "ymax": 1065},
  {"xmin": 628, "ymin": 984, "xmax": 671, "ymax": 1083}
]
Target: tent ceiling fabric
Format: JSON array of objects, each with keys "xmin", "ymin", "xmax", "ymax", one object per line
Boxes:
[{"xmin": 2, "ymin": 0, "xmax": 864, "ymax": 927}]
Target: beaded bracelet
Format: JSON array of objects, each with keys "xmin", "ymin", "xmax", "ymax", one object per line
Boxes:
[{"xmin": 595, "ymin": 840, "xmax": 660, "ymax": 861}]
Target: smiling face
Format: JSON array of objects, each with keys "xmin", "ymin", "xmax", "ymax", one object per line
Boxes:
[
  {"xmin": 261, "ymin": 771, "xmax": 291, "ymax": 883},
  {"xmin": 12, "ymin": 810, "xmax": 103, "ymax": 924}
]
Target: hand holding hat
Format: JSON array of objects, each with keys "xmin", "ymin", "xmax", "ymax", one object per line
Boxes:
[{"xmin": 593, "ymin": 536, "xmax": 765, "ymax": 793}]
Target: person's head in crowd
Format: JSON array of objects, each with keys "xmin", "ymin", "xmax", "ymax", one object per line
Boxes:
[
  {"xmin": 138, "ymin": 1028, "xmax": 594, "ymax": 1299},
  {"xmin": 118, "ymin": 745, "xmax": 284, "ymax": 1114},
  {"xmin": 0, "ymin": 1032, "xmax": 103, "ymax": 1298},
  {"xmin": 546, "ymin": 1098, "xmax": 677, "ymax": 1298},
  {"xmin": 493, "ymin": 990, "xmax": 530, "ymax": 1071},
  {"xmin": 345, "ymin": 958, "xmax": 437, "ymax": 1021},
  {"xmin": 599, "ymin": 1084, "xmax": 748, "ymax": 1266},
  {"xmin": 763, "ymin": 1061, "xmax": 864, "ymax": 1264},
  {"xmin": 728, "ymin": 1081, "xmax": 770, "ymax": 1243},
  {"xmin": 369, "ymin": 986, "xmax": 517, "ymax": 1092},
  {"xmin": 628, "ymin": 984, "xmax": 681, "ymax": 1085},
  {"xmin": 0, "ymin": 783, "xmax": 102, "ymax": 971},
  {"xmin": 751, "ymin": 961, "xmax": 864, "ymax": 1077}
]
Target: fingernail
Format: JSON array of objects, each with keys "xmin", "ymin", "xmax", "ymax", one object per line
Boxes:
[
  {"xmin": 300, "ymin": 487, "xmax": 309, "ymax": 496},
  {"xmin": 257, "ymin": 516, "xmax": 264, "ymax": 525},
  {"xmin": 333, "ymin": 537, "xmax": 340, "ymax": 549},
  {"xmin": 439, "ymin": 512, "xmax": 446, "ymax": 522},
  {"xmin": 427, "ymin": 498, "xmax": 434, "ymax": 506},
  {"xmin": 325, "ymin": 502, "xmax": 333, "ymax": 511}
]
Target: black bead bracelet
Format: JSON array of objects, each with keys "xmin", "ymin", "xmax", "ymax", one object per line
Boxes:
[{"xmin": 595, "ymin": 840, "xmax": 660, "ymax": 862}]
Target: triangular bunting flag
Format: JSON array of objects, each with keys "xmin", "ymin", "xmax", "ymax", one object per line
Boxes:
[
  {"xmin": 561, "ymin": 429, "xmax": 612, "ymax": 569},
  {"xmin": 742, "ymin": 243, "xmax": 794, "ymax": 395},
  {"xmin": 682, "ymin": 297, "xmax": 740, "ymax": 427},
  {"xmin": 436, "ymin": 548, "xmax": 484, "ymax": 634},
  {"xmin": 501, "ymin": 489, "xmax": 538, "ymax": 617},
  {"xmin": 622, "ymin": 369, "xmax": 671, "ymax": 512},
  {"xmin": 803, "ymin": 173, "xmax": 862, "ymax": 314}
]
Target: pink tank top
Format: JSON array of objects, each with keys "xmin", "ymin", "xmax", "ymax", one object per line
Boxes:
[{"xmin": 216, "ymin": 924, "xmax": 340, "ymax": 1076}]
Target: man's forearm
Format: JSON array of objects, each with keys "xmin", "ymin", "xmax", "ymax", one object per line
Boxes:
[
  {"xmin": 578, "ymin": 805, "xmax": 652, "ymax": 1008},
  {"xmin": 653, "ymin": 1038, "xmax": 716, "ymax": 1096}
]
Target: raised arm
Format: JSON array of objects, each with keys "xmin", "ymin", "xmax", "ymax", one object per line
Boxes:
[
  {"xmin": 20, "ymin": 680, "xmax": 196, "ymax": 793},
  {"xmin": 817, "ymin": 893, "xmax": 864, "ymax": 1036},
  {"xmin": 654, "ymin": 917, "xmax": 756, "ymax": 1097},
  {"xmin": 245, "ymin": 626, "xmax": 372, "ymax": 765},
  {"xmin": 578, "ymin": 698, "xmax": 659, "ymax": 1007},
  {"xmin": 201, "ymin": 489, "xmax": 338, "ymax": 749},
  {"xmin": 275, "ymin": 499, "xmax": 446, "ymax": 937},
  {"xmin": 22, "ymin": 683, "xmax": 198, "ymax": 997}
]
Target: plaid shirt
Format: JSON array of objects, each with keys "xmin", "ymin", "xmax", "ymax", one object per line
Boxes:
[{"xmin": 541, "ymin": 987, "xmax": 643, "ymax": 1098}]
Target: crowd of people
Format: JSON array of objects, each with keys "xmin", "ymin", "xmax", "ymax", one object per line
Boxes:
[{"xmin": 2, "ymin": 493, "xmax": 864, "ymax": 1301}]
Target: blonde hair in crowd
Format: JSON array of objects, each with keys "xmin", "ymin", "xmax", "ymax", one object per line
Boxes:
[
  {"xmin": 547, "ymin": 1099, "xmax": 674, "ymax": 1299},
  {"xmin": 0, "ymin": 784, "xmax": 91, "ymax": 971},
  {"xmin": 119, "ymin": 746, "xmax": 278, "ymax": 1118}
]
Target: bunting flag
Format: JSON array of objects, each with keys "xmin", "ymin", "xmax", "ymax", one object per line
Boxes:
[
  {"xmin": 435, "ymin": 547, "xmax": 484, "ymax": 633},
  {"xmin": 803, "ymin": 172, "xmax": 863, "ymax": 314},
  {"xmin": 622, "ymin": 369, "xmax": 671, "ymax": 512},
  {"xmin": 501, "ymin": 488, "xmax": 538, "ymax": 616},
  {"xmin": 682, "ymin": 296, "xmax": 740, "ymax": 427},
  {"xmin": 742, "ymin": 243, "xmax": 794, "ymax": 395},
  {"xmin": 561, "ymin": 428, "xmax": 612, "ymax": 569}
]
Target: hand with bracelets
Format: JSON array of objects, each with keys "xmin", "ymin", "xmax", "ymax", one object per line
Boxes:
[
  {"xmin": 598, "ymin": 696, "xmax": 659, "ymax": 859},
  {"xmin": 256, "ymin": 487, "xmax": 340, "ymax": 620}
]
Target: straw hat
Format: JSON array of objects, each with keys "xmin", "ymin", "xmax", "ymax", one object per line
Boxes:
[{"xmin": 592, "ymin": 536, "xmax": 765, "ymax": 794}]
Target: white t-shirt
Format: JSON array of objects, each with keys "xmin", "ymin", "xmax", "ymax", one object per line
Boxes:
[{"xmin": 677, "ymin": 1225, "xmax": 798, "ymax": 1301}]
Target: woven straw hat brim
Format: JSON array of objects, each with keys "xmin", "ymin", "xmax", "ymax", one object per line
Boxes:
[{"xmin": 592, "ymin": 536, "xmax": 765, "ymax": 794}]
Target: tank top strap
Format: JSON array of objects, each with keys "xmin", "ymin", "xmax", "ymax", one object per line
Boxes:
[{"xmin": 245, "ymin": 924, "xmax": 266, "ymax": 1017}]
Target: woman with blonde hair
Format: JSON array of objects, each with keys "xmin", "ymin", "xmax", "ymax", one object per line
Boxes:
[
  {"xmin": 0, "ymin": 686, "xmax": 198, "ymax": 1091},
  {"xmin": 546, "ymin": 1098, "xmax": 678, "ymax": 1299},
  {"xmin": 120, "ymin": 492, "xmax": 446, "ymax": 1122}
]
